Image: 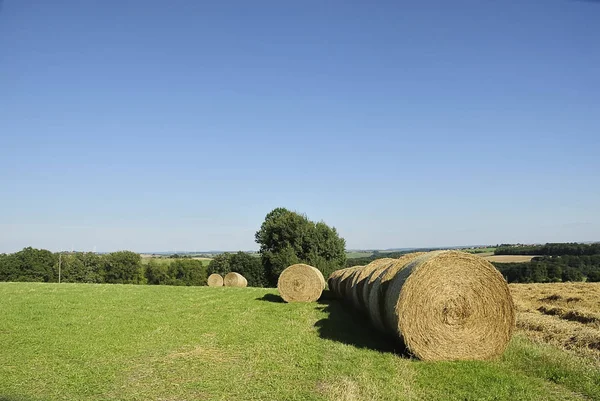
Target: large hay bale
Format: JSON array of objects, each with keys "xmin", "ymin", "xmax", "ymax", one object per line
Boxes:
[
  {"xmin": 342, "ymin": 266, "xmax": 362, "ymax": 301},
  {"xmin": 362, "ymin": 259, "xmax": 397, "ymax": 311},
  {"xmin": 224, "ymin": 272, "xmax": 248, "ymax": 287},
  {"xmin": 207, "ymin": 273, "xmax": 224, "ymax": 287},
  {"xmin": 278, "ymin": 264, "xmax": 325, "ymax": 303},
  {"xmin": 385, "ymin": 251, "xmax": 515, "ymax": 361},
  {"xmin": 337, "ymin": 266, "xmax": 362, "ymax": 299},
  {"xmin": 367, "ymin": 253, "xmax": 426, "ymax": 332},
  {"xmin": 328, "ymin": 269, "xmax": 346, "ymax": 294},
  {"xmin": 350, "ymin": 258, "xmax": 395, "ymax": 311}
]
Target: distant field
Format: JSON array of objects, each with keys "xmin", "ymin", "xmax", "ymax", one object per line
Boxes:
[
  {"xmin": 1, "ymin": 283, "xmax": 599, "ymax": 400},
  {"xmin": 140, "ymin": 256, "xmax": 212, "ymax": 266},
  {"xmin": 345, "ymin": 251, "xmax": 373, "ymax": 259},
  {"xmin": 484, "ymin": 255, "xmax": 537, "ymax": 263},
  {"xmin": 462, "ymin": 247, "xmax": 497, "ymax": 254}
]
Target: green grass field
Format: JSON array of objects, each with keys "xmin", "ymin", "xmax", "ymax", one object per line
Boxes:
[
  {"xmin": 1, "ymin": 283, "xmax": 599, "ymax": 401},
  {"xmin": 345, "ymin": 251, "xmax": 373, "ymax": 259}
]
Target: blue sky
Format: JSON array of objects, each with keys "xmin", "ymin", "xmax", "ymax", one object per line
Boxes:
[{"xmin": 1, "ymin": 0, "xmax": 599, "ymax": 253}]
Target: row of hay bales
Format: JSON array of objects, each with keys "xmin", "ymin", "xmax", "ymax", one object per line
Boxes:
[
  {"xmin": 328, "ymin": 250, "xmax": 515, "ymax": 361},
  {"xmin": 207, "ymin": 272, "xmax": 247, "ymax": 287}
]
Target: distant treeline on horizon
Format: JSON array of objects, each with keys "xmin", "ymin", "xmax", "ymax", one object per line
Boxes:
[{"xmin": 1, "ymin": 242, "xmax": 599, "ymax": 286}]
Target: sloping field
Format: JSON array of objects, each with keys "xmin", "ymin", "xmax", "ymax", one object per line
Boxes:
[
  {"xmin": 510, "ymin": 283, "xmax": 600, "ymax": 360},
  {"xmin": 484, "ymin": 255, "xmax": 538, "ymax": 263},
  {"xmin": 1, "ymin": 283, "xmax": 599, "ymax": 401}
]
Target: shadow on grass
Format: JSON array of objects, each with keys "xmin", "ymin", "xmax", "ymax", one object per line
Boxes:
[
  {"xmin": 314, "ymin": 294, "xmax": 410, "ymax": 356},
  {"xmin": 255, "ymin": 293, "xmax": 285, "ymax": 303}
]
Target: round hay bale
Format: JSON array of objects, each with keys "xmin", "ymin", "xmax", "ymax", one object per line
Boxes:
[
  {"xmin": 367, "ymin": 253, "xmax": 426, "ymax": 332},
  {"xmin": 337, "ymin": 266, "xmax": 363, "ymax": 299},
  {"xmin": 350, "ymin": 258, "xmax": 395, "ymax": 311},
  {"xmin": 362, "ymin": 259, "xmax": 397, "ymax": 311},
  {"xmin": 224, "ymin": 272, "xmax": 247, "ymax": 287},
  {"xmin": 385, "ymin": 250, "xmax": 515, "ymax": 361},
  {"xmin": 207, "ymin": 273, "xmax": 224, "ymax": 287},
  {"xmin": 278, "ymin": 264, "xmax": 325, "ymax": 303},
  {"xmin": 328, "ymin": 269, "xmax": 346, "ymax": 294}
]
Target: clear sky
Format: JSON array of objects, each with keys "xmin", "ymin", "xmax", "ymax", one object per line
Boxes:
[{"xmin": 1, "ymin": 1, "xmax": 599, "ymax": 253}]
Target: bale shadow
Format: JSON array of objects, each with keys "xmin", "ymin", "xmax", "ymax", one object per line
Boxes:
[
  {"xmin": 314, "ymin": 299, "xmax": 410, "ymax": 356},
  {"xmin": 255, "ymin": 293, "xmax": 285, "ymax": 303}
]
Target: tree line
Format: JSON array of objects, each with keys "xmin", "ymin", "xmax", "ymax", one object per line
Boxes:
[
  {"xmin": 494, "ymin": 255, "xmax": 600, "ymax": 283},
  {"xmin": 0, "ymin": 247, "xmax": 208, "ymax": 286},
  {"xmin": 0, "ymin": 208, "xmax": 349, "ymax": 288},
  {"xmin": 494, "ymin": 243, "xmax": 600, "ymax": 256}
]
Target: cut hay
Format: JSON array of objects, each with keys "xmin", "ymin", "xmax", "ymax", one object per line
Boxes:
[
  {"xmin": 367, "ymin": 253, "xmax": 426, "ymax": 332},
  {"xmin": 350, "ymin": 258, "xmax": 395, "ymax": 311},
  {"xmin": 341, "ymin": 267, "xmax": 362, "ymax": 301},
  {"xmin": 223, "ymin": 272, "xmax": 248, "ymax": 288},
  {"xmin": 335, "ymin": 266, "xmax": 362, "ymax": 299},
  {"xmin": 207, "ymin": 273, "xmax": 224, "ymax": 287},
  {"xmin": 327, "ymin": 269, "xmax": 347, "ymax": 293},
  {"xmin": 362, "ymin": 260, "xmax": 397, "ymax": 312},
  {"xmin": 278, "ymin": 264, "xmax": 325, "ymax": 303},
  {"xmin": 385, "ymin": 251, "xmax": 515, "ymax": 361}
]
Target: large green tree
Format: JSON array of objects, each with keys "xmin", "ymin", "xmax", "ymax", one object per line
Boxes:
[
  {"xmin": 255, "ymin": 208, "xmax": 346, "ymax": 286},
  {"xmin": 103, "ymin": 251, "xmax": 144, "ymax": 284}
]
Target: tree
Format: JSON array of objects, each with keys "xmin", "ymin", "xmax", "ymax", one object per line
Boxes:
[
  {"xmin": 103, "ymin": 251, "xmax": 143, "ymax": 284},
  {"xmin": 145, "ymin": 260, "xmax": 171, "ymax": 285},
  {"xmin": 168, "ymin": 259, "xmax": 207, "ymax": 286},
  {"xmin": 2, "ymin": 247, "xmax": 57, "ymax": 282},
  {"xmin": 57, "ymin": 252, "xmax": 104, "ymax": 283},
  {"xmin": 255, "ymin": 208, "xmax": 346, "ymax": 286}
]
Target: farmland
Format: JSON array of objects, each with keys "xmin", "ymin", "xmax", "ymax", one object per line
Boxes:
[
  {"xmin": 141, "ymin": 255, "xmax": 213, "ymax": 266},
  {"xmin": 510, "ymin": 283, "xmax": 600, "ymax": 360},
  {"xmin": 484, "ymin": 255, "xmax": 537, "ymax": 263},
  {"xmin": 1, "ymin": 282, "xmax": 599, "ymax": 401}
]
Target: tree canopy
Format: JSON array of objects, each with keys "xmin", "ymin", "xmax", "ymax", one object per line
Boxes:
[{"xmin": 255, "ymin": 208, "xmax": 346, "ymax": 286}]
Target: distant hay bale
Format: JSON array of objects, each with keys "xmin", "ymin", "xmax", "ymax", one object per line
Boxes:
[
  {"xmin": 384, "ymin": 251, "xmax": 515, "ymax": 361},
  {"xmin": 207, "ymin": 273, "xmax": 224, "ymax": 287},
  {"xmin": 367, "ymin": 253, "xmax": 426, "ymax": 332},
  {"xmin": 223, "ymin": 272, "xmax": 248, "ymax": 288},
  {"xmin": 350, "ymin": 258, "xmax": 395, "ymax": 311},
  {"xmin": 278, "ymin": 264, "xmax": 325, "ymax": 303}
]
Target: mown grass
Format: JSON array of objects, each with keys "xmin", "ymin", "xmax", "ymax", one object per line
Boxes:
[{"xmin": 1, "ymin": 283, "xmax": 599, "ymax": 401}]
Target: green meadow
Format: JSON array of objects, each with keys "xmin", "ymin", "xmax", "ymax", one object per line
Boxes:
[{"xmin": 1, "ymin": 283, "xmax": 598, "ymax": 401}]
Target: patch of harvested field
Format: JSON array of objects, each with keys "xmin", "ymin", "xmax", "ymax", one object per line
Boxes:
[
  {"xmin": 510, "ymin": 283, "xmax": 600, "ymax": 359},
  {"xmin": 484, "ymin": 255, "xmax": 538, "ymax": 263}
]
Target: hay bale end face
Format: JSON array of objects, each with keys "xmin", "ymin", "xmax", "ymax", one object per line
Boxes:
[
  {"xmin": 207, "ymin": 273, "xmax": 224, "ymax": 287},
  {"xmin": 385, "ymin": 251, "xmax": 515, "ymax": 361},
  {"xmin": 278, "ymin": 264, "xmax": 325, "ymax": 303},
  {"xmin": 224, "ymin": 272, "xmax": 248, "ymax": 287}
]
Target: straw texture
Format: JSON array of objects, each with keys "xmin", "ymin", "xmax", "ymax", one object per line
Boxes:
[
  {"xmin": 278, "ymin": 263, "xmax": 325, "ymax": 303},
  {"xmin": 223, "ymin": 272, "xmax": 248, "ymax": 287},
  {"xmin": 385, "ymin": 251, "xmax": 515, "ymax": 361},
  {"xmin": 207, "ymin": 273, "xmax": 224, "ymax": 287}
]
